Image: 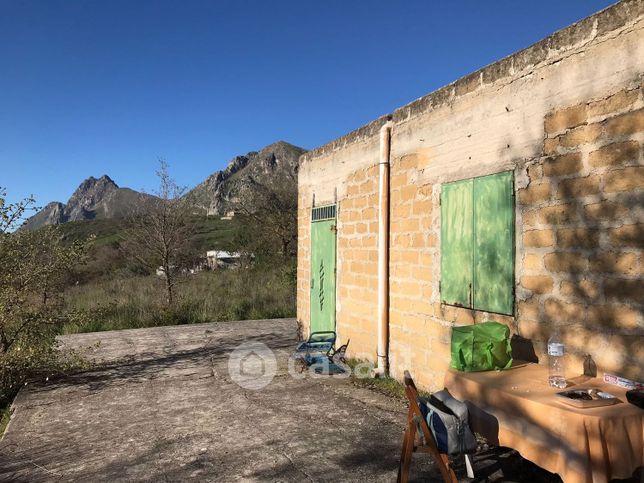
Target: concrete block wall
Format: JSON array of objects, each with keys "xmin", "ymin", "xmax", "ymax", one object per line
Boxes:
[
  {"xmin": 334, "ymin": 165, "xmax": 380, "ymax": 352},
  {"xmin": 297, "ymin": 0, "xmax": 644, "ymax": 388},
  {"xmin": 517, "ymin": 85, "xmax": 643, "ymax": 379},
  {"xmin": 296, "ymin": 190, "xmax": 311, "ymax": 331}
]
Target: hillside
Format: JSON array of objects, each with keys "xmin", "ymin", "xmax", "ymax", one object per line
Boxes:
[
  {"xmin": 187, "ymin": 140, "xmax": 306, "ymax": 216},
  {"xmin": 58, "ymin": 215, "xmax": 240, "ymax": 253}
]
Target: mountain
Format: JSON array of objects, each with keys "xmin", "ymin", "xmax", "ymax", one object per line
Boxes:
[
  {"xmin": 187, "ymin": 141, "xmax": 306, "ymax": 216},
  {"xmin": 22, "ymin": 140, "xmax": 307, "ymax": 230},
  {"xmin": 22, "ymin": 175, "xmax": 158, "ymax": 231}
]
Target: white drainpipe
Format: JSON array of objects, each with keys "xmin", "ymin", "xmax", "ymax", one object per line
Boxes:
[{"xmin": 374, "ymin": 119, "xmax": 393, "ymax": 377}]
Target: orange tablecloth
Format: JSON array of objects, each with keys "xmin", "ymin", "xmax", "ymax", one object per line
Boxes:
[{"xmin": 444, "ymin": 363, "xmax": 643, "ymax": 483}]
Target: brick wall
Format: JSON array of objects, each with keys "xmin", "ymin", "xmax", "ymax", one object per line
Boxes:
[
  {"xmin": 387, "ymin": 154, "xmax": 442, "ymax": 389},
  {"xmin": 335, "ymin": 166, "xmax": 379, "ymax": 353},
  {"xmin": 298, "ymin": 1, "xmax": 644, "ymax": 389},
  {"xmin": 386, "ymin": 154, "xmax": 518, "ymax": 389},
  {"xmin": 517, "ymin": 86, "xmax": 643, "ymax": 379},
  {"xmin": 296, "ymin": 189, "xmax": 311, "ymax": 336},
  {"xmin": 297, "ymin": 163, "xmax": 382, "ymax": 356}
]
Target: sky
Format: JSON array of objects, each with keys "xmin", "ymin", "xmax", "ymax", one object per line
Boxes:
[{"xmin": 1, "ymin": 0, "xmax": 617, "ymax": 207}]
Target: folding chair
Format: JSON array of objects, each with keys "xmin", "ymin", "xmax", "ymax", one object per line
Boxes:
[
  {"xmin": 295, "ymin": 331, "xmax": 337, "ymax": 354},
  {"xmin": 293, "ymin": 331, "xmax": 337, "ymax": 372},
  {"xmin": 328, "ymin": 340, "xmax": 350, "ymax": 365},
  {"xmin": 397, "ymin": 370, "xmax": 458, "ymax": 483}
]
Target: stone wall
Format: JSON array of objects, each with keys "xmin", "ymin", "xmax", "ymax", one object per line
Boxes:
[
  {"xmin": 297, "ymin": 0, "xmax": 644, "ymax": 388},
  {"xmin": 518, "ymin": 86, "xmax": 643, "ymax": 379}
]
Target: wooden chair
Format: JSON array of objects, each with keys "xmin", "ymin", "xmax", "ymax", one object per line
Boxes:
[{"xmin": 397, "ymin": 370, "xmax": 458, "ymax": 483}]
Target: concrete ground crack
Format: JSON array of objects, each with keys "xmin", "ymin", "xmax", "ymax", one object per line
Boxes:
[
  {"xmin": 30, "ymin": 460, "xmax": 65, "ymax": 479},
  {"xmin": 146, "ymin": 376, "xmax": 174, "ymax": 483}
]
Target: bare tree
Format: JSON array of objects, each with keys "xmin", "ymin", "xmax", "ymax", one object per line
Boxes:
[
  {"xmin": 233, "ymin": 173, "xmax": 298, "ymax": 261},
  {"xmin": 126, "ymin": 161, "xmax": 194, "ymax": 306},
  {"xmin": 0, "ymin": 189, "xmax": 39, "ymax": 234}
]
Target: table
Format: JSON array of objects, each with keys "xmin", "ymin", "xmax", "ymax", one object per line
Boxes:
[{"xmin": 444, "ymin": 363, "xmax": 643, "ymax": 483}]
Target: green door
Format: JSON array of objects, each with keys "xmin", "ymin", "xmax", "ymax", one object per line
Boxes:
[{"xmin": 310, "ymin": 205, "xmax": 337, "ymax": 333}]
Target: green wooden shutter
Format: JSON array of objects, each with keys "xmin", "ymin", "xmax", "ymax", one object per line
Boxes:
[
  {"xmin": 440, "ymin": 179, "xmax": 473, "ymax": 308},
  {"xmin": 473, "ymin": 172, "xmax": 514, "ymax": 315}
]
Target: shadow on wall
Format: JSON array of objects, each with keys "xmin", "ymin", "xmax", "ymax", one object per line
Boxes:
[
  {"xmin": 514, "ymin": 82, "xmax": 643, "ymax": 381},
  {"xmin": 481, "ymin": 24, "xmax": 644, "ymax": 383}
]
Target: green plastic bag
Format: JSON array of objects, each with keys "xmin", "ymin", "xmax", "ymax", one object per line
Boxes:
[{"xmin": 450, "ymin": 321, "xmax": 513, "ymax": 372}]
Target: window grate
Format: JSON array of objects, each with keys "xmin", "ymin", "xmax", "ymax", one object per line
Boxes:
[{"xmin": 312, "ymin": 204, "xmax": 336, "ymax": 222}]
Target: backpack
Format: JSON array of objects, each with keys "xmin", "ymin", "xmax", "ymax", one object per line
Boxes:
[{"xmin": 419, "ymin": 389, "xmax": 477, "ymax": 456}]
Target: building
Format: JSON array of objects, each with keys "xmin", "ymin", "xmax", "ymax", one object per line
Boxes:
[
  {"xmin": 297, "ymin": 0, "xmax": 644, "ymax": 390},
  {"xmin": 206, "ymin": 250, "xmax": 242, "ymax": 269}
]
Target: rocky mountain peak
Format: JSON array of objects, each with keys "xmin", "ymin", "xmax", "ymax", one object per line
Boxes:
[
  {"xmin": 186, "ymin": 141, "xmax": 306, "ymax": 216},
  {"xmin": 65, "ymin": 175, "xmax": 120, "ymax": 222},
  {"xmin": 22, "ymin": 175, "xmax": 156, "ymax": 230},
  {"xmin": 259, "ymin": 140, "xmax": 297, "ymax": 153},
  {"xmin": 23, "ymin": 142, "xmax": 307, "ymax": 229},
  {"xmin": 72, "ymin": 175, "xmax": 118, "ymax": 196},
  {"xmin": 221, "ymin": 156, "xmax": 250, "ymax": 179}
]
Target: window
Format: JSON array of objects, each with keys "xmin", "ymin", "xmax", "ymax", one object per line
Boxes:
[{"xmin": 440, "ymin": 171, "xmax": 514, "ymax": 315}]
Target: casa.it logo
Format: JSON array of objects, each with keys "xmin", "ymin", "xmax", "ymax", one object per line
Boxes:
[{"xmin": 228, "ymin": 342, "xmax": 277, "ymax": 390}]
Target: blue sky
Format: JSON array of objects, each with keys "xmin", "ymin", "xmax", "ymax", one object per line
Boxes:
[{"xmin": 1, "ymin": 0, "xmax": 615, "ymax": 206}]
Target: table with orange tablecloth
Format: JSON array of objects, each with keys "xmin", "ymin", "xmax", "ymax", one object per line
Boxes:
[{"xmin": 444, "ymin": 363, "xmax": 643, "ymax": 483}]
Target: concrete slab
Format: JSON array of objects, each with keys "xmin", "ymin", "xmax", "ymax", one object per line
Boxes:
[
  {"xmin": 0, "ymin": 319, "xmax": 443, "ymax": 482},
  {"xmin": 0, "ymin": 318, "xmax": 564, "ymax": 482}
]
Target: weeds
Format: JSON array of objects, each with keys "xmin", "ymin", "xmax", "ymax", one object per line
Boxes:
[
  {"xmin": 62, "ymin": 266, "xmax": 295, "ymax": 334},
  {"xmin": 344, "ymin": 359, "xmax": 408, "ymax": 400}
]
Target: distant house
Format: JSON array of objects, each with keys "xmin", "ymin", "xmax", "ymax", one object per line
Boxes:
[
  {"xmin": 221, "ymin": 211, "xmax": 235, "ymax": 220},
  {"xmin": 206, "ymin": 250, "xmax": 241, "ymax": 269}
]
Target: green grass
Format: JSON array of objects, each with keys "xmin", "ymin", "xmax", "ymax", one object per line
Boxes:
[
  {"xmin": 59, "ymin": 215, "xmax": 240, "ymax": 251},
  {"xmin": 55, "ymin": 212, "xmax": 295, "ymax": 334},
  {"xmin": 344, "ymin": 359, "xmax": 435, "ymax": 400},
  {"xmin": 355, "ymin": 376, "xmax": 407, "ymax": 399},
  {"xmin": 63, "ymin": 267, "xmax": 295, "ymax": 334},
  {"xmin": 59, "ymin": 218, "xmax": 128, "ymax": 247},
  {"xmin": 189, "ymin": 215, "xmax": 240, "ymax": 252},
  {"xmin": 344, "ymin": 359, "xmax": 407, "ymax": 400}
]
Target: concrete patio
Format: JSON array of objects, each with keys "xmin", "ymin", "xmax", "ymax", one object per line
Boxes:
[{"xmin": 0, "ymin": 318, "xmax": 557, "ymax": 482}]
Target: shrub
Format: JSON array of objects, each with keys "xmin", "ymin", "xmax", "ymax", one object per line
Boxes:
[{"xmin": 0, "ymin": 189, "xmax": 93, "ymax": 408}]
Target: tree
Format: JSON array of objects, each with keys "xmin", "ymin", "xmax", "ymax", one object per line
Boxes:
[
  {"xmin": 126, "ymin": 161, "xmax": 195, "ymax": 306},
  {"xmin": 0, "ymin": 188, "xmax": 90, "ymax": 405},
  {"xmin": 233, "ymin": 173, "xmax": 298, "ymax": 262},
  {"xmin": 0, "ymin": 190, "xmax": 36, "ymax": 234}
]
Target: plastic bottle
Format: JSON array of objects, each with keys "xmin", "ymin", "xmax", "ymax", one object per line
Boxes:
[{"xmin": 548, "ymin": 331, "xmax": 566, "ymax": 388}]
